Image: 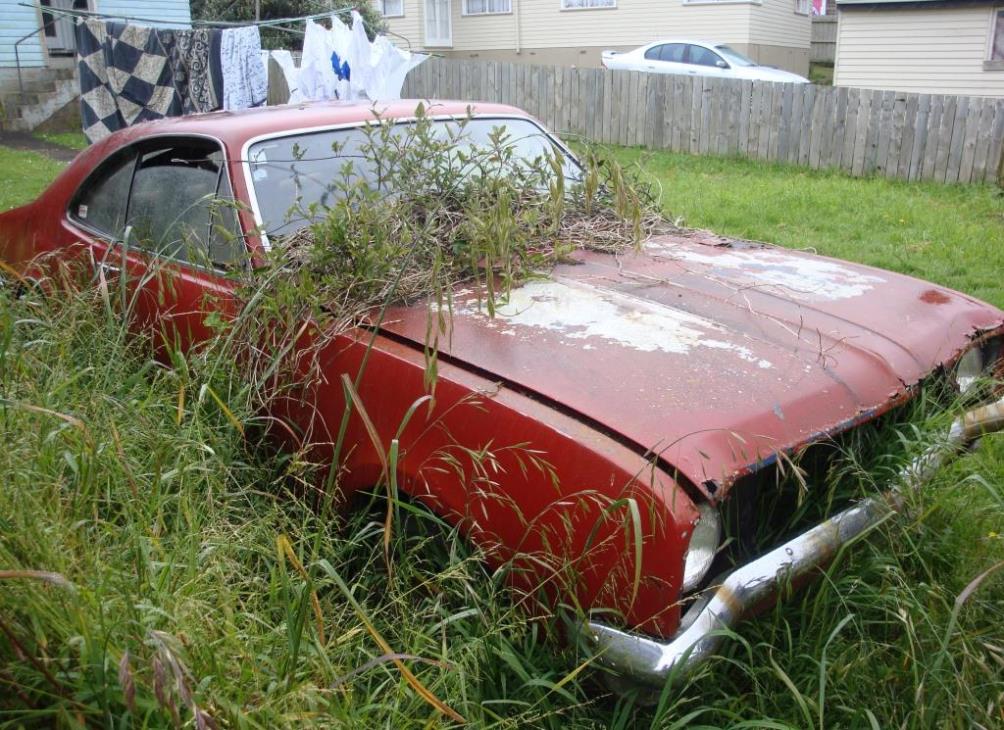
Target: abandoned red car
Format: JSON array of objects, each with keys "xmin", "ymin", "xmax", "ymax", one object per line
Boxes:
[{"xmin": 2, "ymin": 100, "xmax": 1003, "ymax": 688}]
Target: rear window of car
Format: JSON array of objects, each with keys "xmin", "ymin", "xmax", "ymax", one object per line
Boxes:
[
  {"xmin": 246, "ymin": 117, "xmax": 580, "ymax": 238},
  {"xmin": 69, "ymin": 138, "xmax": 244, "ymax": 269}
]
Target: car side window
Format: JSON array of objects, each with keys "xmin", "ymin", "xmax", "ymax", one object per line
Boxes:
[
  {"xmin": 644, "ymin": 45, "xmax": 665, "ymax": 61},
  {"xmin": 126, "ymin": 142, "xmax": 243, "ymax": 268},
  {"xmin": 660, "ymin": 44, "xmax": 686, "ymax": 63},
  {"xmin": 687, "ymin": 45, "xmax": 724, "ymax": 68},
  {"xmin": 70, "ymin": 149, "xmax": 137, "ymax": 239}
]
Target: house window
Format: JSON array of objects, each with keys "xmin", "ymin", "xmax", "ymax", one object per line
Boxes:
[
  {"xmin": 464, "ymin": 0, "xmax": 510, "ymax": 14},
  {"xmin": 425, "ymin": 0, "xmax": 452, "ymax": 46},
  {"xmin": 379, "ymin": 0, "xmax": 404, "ymax": 17},
  {"xmin": 794, "ymin": 0, "xmax": 810, "ymax": 14},
  {"xmin": 992, "ymin": 10, "xmax": 1004, "ymax": 60},
  {"xmin": 561, "ymin": 0, "xmax": 616, "ymax": 9}
]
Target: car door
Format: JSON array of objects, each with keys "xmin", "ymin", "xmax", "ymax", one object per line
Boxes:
[
  {"xmin": 64, "ymin": 136, "xmax": 246, "ymax": 353},
  {"xmin": 683, "ymin": 44, "xmax": 733, "ymax": 79},
  {"xmin": 642, "ymin": 43, "xmax": 690, "ymax": 76}
]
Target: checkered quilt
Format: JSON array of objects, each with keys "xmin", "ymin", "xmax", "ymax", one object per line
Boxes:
[{"xmin": 76, "ymin": 19, "xmax": 183, "ymax": 143}]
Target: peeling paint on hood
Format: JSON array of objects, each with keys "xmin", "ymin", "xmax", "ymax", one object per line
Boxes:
[
  {"xmin": 382, "ymin": 232, "xmax": 1004, "ymax": 499},
  {"xmin": 648, "ymin": 240, "xmax": 886, "ymax": 302},
  {"xmin": 458, "ymin": 278, "xmax": 773, "ymax": 369}
]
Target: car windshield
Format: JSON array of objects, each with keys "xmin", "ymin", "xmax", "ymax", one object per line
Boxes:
[
  {"xmin": 247, "ymin": 117, "xmax": 581, "ymax": 237},
  {"xmin": 714, "ymin": 45, "xmax": 757, "ymax": 67}
]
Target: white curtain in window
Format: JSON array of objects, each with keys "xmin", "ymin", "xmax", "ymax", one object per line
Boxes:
[
  {"xmin": 561, "ymin": 0, "xmax": 615, "ymax": 8},
  {"xmin": 425, "ymin": 0, "xmax": 452, "ymax": 45},
  {"xmin": 465, "ymin": 0, "xmax": 511, "ymax": 14}
]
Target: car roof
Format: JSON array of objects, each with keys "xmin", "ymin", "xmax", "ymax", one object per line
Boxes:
[
  {"xmin": 640, "ymin": 40, "xmax": 724, "ymax": 49},
  {"xmin": 98, "ymin": 99, "xmax": 533, "ymax": 154}
]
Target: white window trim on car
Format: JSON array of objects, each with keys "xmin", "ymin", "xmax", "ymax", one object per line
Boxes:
[
  {"xmin": 560, "ymin": 0, "xmax": 616, "ymax": 11},
  {"xmin": 462, "ymin": 0, "xmax": 512, "ymax": 15},
  {"xmin": 379, "ymin": 0, "xmax": 404, "ymax": 18}
]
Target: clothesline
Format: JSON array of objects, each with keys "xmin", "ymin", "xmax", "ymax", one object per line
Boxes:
[{"xmin": 21, "ymin": 3, "xmax": 418, "ymax": 50}]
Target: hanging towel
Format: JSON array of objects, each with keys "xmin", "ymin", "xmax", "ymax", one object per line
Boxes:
[
  {"xmin": 260, "ymin": 49, "xmax": 299, "ymax": 103},
  {"xmin": 76, "ymin": 18, "xmax": 182, "ymax": 143},
  {"xmin": 220, "ymin": 26, "xmax": 267, "ymax": 111}
]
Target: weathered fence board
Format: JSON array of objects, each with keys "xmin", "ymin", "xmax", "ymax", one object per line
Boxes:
[
  {"xmin": 811, "ymin": 16, "xmax": 837, "ymax": 64},
  {"xmin": 402, "ymin": 58, "xmax": 1004, "ymax": 184}
]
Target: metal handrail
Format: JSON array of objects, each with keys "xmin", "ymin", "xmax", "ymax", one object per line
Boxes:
[{"xmin": 14, "ymin": 15, "xmax": 61, "ymax": 96}]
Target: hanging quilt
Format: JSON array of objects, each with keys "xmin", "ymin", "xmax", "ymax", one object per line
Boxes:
[{"xmin": 76, "ymin": 19, "xmax": 183, "ymax": 143}]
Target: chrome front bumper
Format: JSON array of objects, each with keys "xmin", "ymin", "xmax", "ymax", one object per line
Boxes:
[{"xmin": 580, "ymin": 398, "xmax": 1004, "ymax": 688}]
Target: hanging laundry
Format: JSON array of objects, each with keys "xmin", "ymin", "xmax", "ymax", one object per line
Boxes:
[
  {"xmin": 298, "ymin": 16, "xmax": 352, "ymax": 102},
  {"xmin": 76, "ymin": 18, "xmax": 182, "ymax": 143},
  {"xmin": 365, "ymin": 34, "xmax": 427, "ymax": 101},
  {"xmin": 261, "ymin": 49, "xmax": 299, "ymax": 102},
  {"xmin": 331, "ymin": 51, "xmax": 350, "ymax": 82},
  {"xmin": 168, "ymin": 28, "xmax": 224, "ymax": 114},
  {"xmin": 345, "ymin": 11, "xmax": 373, "ymax": 101},
  {"xmin": 220, "ymin": 26, "xmax": 267, "ymax": 111},
  {"xmin": 294, "ymin": 12, "xmax": 427, "ymax": 103}
]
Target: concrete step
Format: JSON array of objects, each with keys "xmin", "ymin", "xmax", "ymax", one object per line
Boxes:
[{"xmin": 0, "ymin": 75, "xmax": 80, "ymax": 132}]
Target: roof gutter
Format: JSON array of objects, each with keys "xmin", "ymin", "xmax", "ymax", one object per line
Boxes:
[{"xmin": 578, "ymin": 396, "xmax": 1004, "ymax": 687}]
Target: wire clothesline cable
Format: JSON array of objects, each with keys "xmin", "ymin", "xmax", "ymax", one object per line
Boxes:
[{"xmin": 18, "ymin": 2, "xmax": 418, "ymax": 50}]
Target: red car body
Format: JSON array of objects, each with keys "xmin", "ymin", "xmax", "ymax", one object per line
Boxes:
[{"xmin": 2, "ymin": 100, "xmax": 1002, "ymax": 644}]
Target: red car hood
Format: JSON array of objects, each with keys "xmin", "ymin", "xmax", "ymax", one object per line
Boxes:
[{"xmin": 381, "ymin": 231, "xmax": 1004, "ymax": 500}]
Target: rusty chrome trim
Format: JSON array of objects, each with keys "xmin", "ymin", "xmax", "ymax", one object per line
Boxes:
[{"xmin": 580, "ymin": 397, "xmax": 1004, "ymax": 687}]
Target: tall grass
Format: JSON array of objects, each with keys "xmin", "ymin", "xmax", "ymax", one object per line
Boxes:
[{"xmin": 0, "ymin": 277, "xmax": 603, "ymax": 727}]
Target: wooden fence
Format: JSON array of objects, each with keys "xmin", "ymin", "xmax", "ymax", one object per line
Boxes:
[
  {"xmin": 811, "ymin": 16, "xmax": 837, "ymax": 64},
  {"xmin": 402, "ymin": 57, "xmax": 1004, "ymax": 185}
]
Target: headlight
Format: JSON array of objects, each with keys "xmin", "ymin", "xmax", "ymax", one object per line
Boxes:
[
  {"xmin": 682, "ymin": 501, "xmax": 721, "ymax": 593},
  {"xmin": 955, "ymin": 346, "xmax": 984, "ymax": 395},
  {"xmin": 954, "ymin": 338, "xmax": 1002, "ymax": 396}
]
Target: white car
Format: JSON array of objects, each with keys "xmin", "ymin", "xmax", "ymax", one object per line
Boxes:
[{"xmin": 601, "ymin": 40, "xmax": 810, "ymax": 83}]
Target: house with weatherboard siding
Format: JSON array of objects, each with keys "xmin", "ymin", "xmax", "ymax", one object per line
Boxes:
[
  {"xmin": 375, "ymin": 0, "xmax": 812, "ymax": 76},
  {"xmin": 834, "ymin": 0, "xmax": 1004, "ymax": 96},
  {"xmin": 1, "ymin": 0, "xmax": 192, "ymax": 82}
]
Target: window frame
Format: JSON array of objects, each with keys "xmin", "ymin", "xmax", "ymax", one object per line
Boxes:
[
  {"xmin": 239, "ymin": 115, "xmax": 582, "ymax": 252},
  {"xmin": 424, "ymin": 0, "xmax": 453, "ymax": 47},
  {"xmin": 66, "ymin": 133, "xmax": 246, "ymax": 274},
  {"xmin": 794, "ymin": 0, "xmax": 810, "ymax": 16},
  {"xmin": 685, "ymin": 44, "xmax": 727, "ymax": 68},
  {"xmin": 378, "ymin": 0, "xmax": 404, "ymax": 18},
  {"xmin": 985, "ymin": 7, "xmax": 1004, "ymax": 70},
  {"xmin": 559, "ymin": 0, "xmax": 616, "ymax": 11},
  {"xmin": 462, "ymin": 0, "xmax": 512, "ymax": 15}
]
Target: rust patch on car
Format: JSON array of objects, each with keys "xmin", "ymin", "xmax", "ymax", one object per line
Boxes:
[{"xmin": 920, "ymin": 289, "xmax": 952, "ymax": 305}]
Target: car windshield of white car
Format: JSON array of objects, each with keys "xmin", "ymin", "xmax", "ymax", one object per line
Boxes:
[
  {"xmin": 247, "ymin": 118, "xmax": 581, "ymax": 237},
  {"xmin": 714, "ymin": 45, "xmax": 756, "ymax": 67}
]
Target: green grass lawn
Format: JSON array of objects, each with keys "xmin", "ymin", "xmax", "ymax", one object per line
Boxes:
[
  {"xmin": 0, "ymin": 147, "xmax": 68, "ymax": 211},
  {"xmin": 613, "ymin": 148, "xmax": 1004, "ymax": 307},
  {"xmin": 1, "ymin": 144, "xmax": 1003, "ymax": 728},
  {"xmin": 32, "ymin": 130, "xmax": 89, "ymax": 151}
]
